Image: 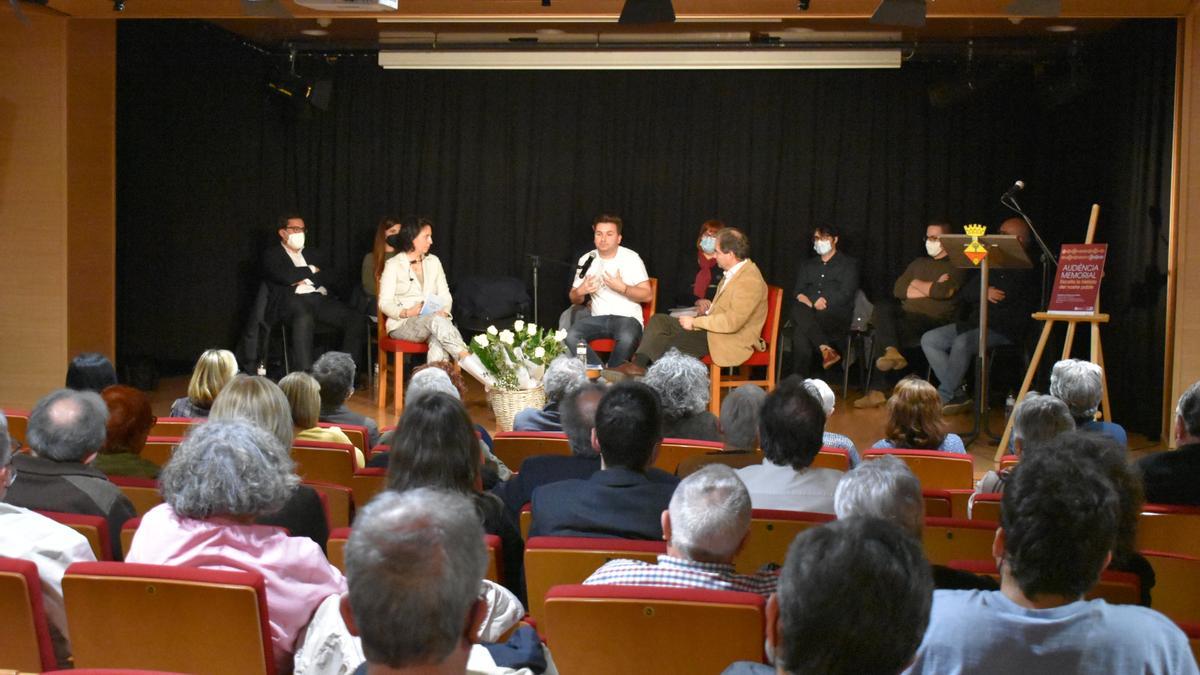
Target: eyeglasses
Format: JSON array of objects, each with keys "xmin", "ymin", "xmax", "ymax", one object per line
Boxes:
[
  {"xmin": 285, "ymin": 226, "xmax": 306, "ymax": 233},
  {"xmin": 925, "ymin": 235, "xmax": 941, "ymax": 242}
]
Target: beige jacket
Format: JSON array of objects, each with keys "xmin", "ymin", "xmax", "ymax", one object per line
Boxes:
[
  {"xmin": 691, "ymin": 259, "xmax": 768, "ymax": 367},
  {"xmin": 378, "ymin": 253, "xmax": 453, "ymax": 334}
]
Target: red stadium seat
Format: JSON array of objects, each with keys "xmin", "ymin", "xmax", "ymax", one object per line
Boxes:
[
  {"xmin": 148, "ymin": 417, "xmax": 201, "ymax": 439},
  {"xmin": 109, "ymin": 475, "xmax": 163, "ymax": 517},
  {"xmin": 733, "ymin": 509, "xmax": 835, "ymax": 574},
  {"xmin": 291, "ymin": 440, "xmax": 357, "ymax": 489},
  {"xmin": 922, "ymin": 517, "xmax": 997, "ymax": 566},
  {"xmin": 2, "ymin": 409, "xmax": 30, "ymax": 448},
  {"xmin": 654, "ymin": 438, "xmax": 724, "ymax": 474},
  {"xmin": 1138, "ymin": 504, "xmax": 1200, "ymax": 559},
  {"xmin": 317, "ymin": 421, "xmax": 368, "ymax": 457},
  {"xmin": 863, "ymin": 448, "xmax": 976, "ymax": 490},
  {"xmin": 0, "ymin": 556, "xmax": 56, "ymax": 672},
  {"xmin": 492, "ymin": 431, "xmax": 571, "ymax": 469},
  {"xmin": 38, "ymin": 511, "xmax": 112, "ymax": 561}
]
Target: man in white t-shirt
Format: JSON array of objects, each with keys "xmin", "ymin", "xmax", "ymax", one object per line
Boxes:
[{"xmin": 564, "ymin": 215, "xmax": 653, "ymax": 367}]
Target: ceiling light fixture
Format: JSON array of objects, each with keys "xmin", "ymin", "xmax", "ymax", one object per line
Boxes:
[{"xmin": 379, "ymin": 49, "xmax": 902, "ymax": 70}]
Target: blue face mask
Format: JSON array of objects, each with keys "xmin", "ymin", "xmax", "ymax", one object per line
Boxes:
[{"xmin": 699, "ymin": 236, "xmax": 717, "ymax": 254}]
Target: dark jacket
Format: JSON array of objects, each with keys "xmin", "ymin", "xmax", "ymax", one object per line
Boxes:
[
  {"xmin": 4, "ymin": 453, "xmax": 136, "ymax": 560},
  {"xmin": 662, "ymin": 412, "xmax": 722, "ymax": 443},
  {"xmin": 261, "ymin": 243, "xmax": 339, "ymax": 325},
  {"xmin": 792, "ymin": 251, "xmax": 860, "ymax": 320},
  {"xmin": 1138, "ymin": 443, "xmax": 1200, "ymax": 506},
  {"xmin": 320, "ymin": 404, "xmax": 381, "ymax": 449},
  {"xmin": 957, "ymin": 264, "xmax": 1038, "ymax": 340},
  {"xmin": 492, "ymin": 455, "xmax": 678, "ymax": 519},
  {"xmin": 530, "ymin": 467, "xmax": 679, "ymax": 540},
  {"xmin": 256, "ymin": 485, "xmax": 329, "ymax": 552}
]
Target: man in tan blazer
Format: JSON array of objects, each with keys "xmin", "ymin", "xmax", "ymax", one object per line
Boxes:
[{"xmin": 613, "ymin": 228, "xmax": 768, "ymax": 375}]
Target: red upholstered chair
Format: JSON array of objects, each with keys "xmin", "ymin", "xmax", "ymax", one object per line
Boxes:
[
  {"xmin": 120, "ymin": 517, "xmax": 142, "ymax": 559},
  {"xmin": 492, "ymin": 431, "xmax": 572, "ymax": 469},
  {"xmin": 291, "ymin": 439, "xmax": 357, "ymax": 489},
  {"xmin": 1142, "ymin": 550, "xmax": 1200, "ymax": 624},
  {"xmin": 524, "ymin": 536, "xmax": 667, "ymax": 628},
  {"xmin": 922, "ymin": 517, "xmax": 998, "ymax": 566},
  {"xmin": 701, "ymin": 285, "xmax": 783, "ymax": 414},
  {"xmin": 327, "ymin": 526, "xmax": 351, "ymax": 573},
  {"xmin": 589, "ymin": 277, "xmax": 657, "ymax": 360},
  {"xmin": 862, "ymin": 449, "xmax": 976, "ymax": 490},
  {"xmin": 811, "ymin": 446, "xmax": 852, "ymax": 471},
  {"xmin": 351, "ymin": 467, "xmax": 387, "ymax": 511},
  {"xmin": 148, "ymin": 417, "xmax": 201, "ymax": 439},
  {"xmin": 733, "ymin": 509, "xmax": 835, "ymax": 574},
  {"xmin": 1138, "ymin": 504, "xmax": 1200, "ymax": 559},
  {"xmin": 544, "ymin": 585, "xmax": 766, "ymax": 674},
  {"xmin": 109, "ymin": 476, "xmax": 163, "ymax": 517},
  {"xmin": 922, "ymin": 489, "xmax": 954, "ymax": 518},
  {"xmin": 141, "ymin": 436, "xmax": 182, "ymax": 468},
  {"xmin": 0, "ymin": 556, "xmax": 56, "ymax": 672},
  {"xmin": 304, "ymin": 480, "xmax": 353, "ymax": 529},
  {"xmin": 376, "ymin": 311, "xmax": 429, "ymax": 416},
  {"xmin": 970, "ymin": 492, "xmax": 1003, "ymax": 521},
  {"xmin": 317, "ymin": 422, "xmax": 368, "ymax": 456},
  {"xmin": 998, "ymin": 454, "xmax": 1020, "ymax": 473},
  {"xmin": 63, "ymin": 561, "xmax": 276, "ymax": 675},
  {"xmin": 654, "ymin": 438, "xmax": 724, "ymax": 474},
  {"xmin": 2, "ymin": 408, "xmax": 30, "ymax": 449},
  {"xmin": 38, "ymin": 511, "xmax": 112, "ymax": 561}
]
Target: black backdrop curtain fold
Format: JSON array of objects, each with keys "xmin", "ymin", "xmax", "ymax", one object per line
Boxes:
[{"xmin": 116, "ymin": 20, "xmax": 1175, "ymax": 437}]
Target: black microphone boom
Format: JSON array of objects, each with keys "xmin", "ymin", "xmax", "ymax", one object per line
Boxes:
[{"xmin": 1002, "ymin": 180, "xmax": 1025, "ymax": 201}]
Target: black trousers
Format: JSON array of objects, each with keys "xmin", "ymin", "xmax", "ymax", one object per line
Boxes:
[
  {"xmin": 868, "ymin": 301, "xmax": 944, "ymax": 391},
  {"xmin": 279, "ymin": 292, "xmax": 365, "ymax": 372},
  {"xmin": 790, "ymin": 300, "xmax": 850, "ymax": 378}
]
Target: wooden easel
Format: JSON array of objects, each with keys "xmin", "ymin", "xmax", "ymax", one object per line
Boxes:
[{"xmin": 995, "ymin": 204, "xmax": 1112, "ymax": 461}]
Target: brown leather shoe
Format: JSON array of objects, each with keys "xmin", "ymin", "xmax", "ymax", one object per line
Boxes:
[
  {"xmin": 853, "ymin": 390, "xmax": 887, "ymax": 409},
  {"xmin": 874, "ymin": 346, "xmax": 908, "ymax": 372},
  {"xmin": 609, "ymin": 361, "xmax": 647, "ymax": 377},
  {"xmin": 820, "ymin": 346, "xmax": 842, "ymax": 370}
]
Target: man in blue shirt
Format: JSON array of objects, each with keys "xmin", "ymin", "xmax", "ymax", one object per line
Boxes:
[{"xmin": 907, "ymin": 441, "xmax": 1195, "ymax": 674}]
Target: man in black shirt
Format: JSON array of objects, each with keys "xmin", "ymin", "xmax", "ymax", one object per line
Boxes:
[
  {"xmin": 789, "ymin": 225, "xmax": 859, "ymax": 378},
  {"xmin": 1138, "ymin": 380, "xmax": 1200, "ymax": 506},
  {"xmin": 919, "ymin": 218, "xmax": 1037, "ymax": 414}
]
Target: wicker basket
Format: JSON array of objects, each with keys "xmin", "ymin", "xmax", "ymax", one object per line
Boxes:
[{"xmin": 488, "ymin": 386, "xmax": 546, "ymax": 432}]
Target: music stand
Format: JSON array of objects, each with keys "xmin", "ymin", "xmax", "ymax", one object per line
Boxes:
[{"xmin": 939, "ymin": 234, "xmax": 1032, "ymax": 446}]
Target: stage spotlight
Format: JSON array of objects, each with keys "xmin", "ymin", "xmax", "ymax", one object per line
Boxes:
[
  {"xmin": 870, "ymin": 0, "xmax": 925, "ymax": 28},
  {"xmin": 1005, "ymin": 0, "xmax": 1061, "ymax": 16},
  {"xmin": 112, "ymin": 0, "xmax": 125, "ymax": 10},
  {"xmin": 798, "ymin": 0, "xmax": 810, "ymax": 10},
  {"xmin": 618, "ymin": 0, "xmax": 675, "ymax": 24}
]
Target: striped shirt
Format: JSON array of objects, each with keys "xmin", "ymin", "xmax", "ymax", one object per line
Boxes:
[{"xmin": 583, "ymin": 554, "xmax": 778, "ymax": 597}]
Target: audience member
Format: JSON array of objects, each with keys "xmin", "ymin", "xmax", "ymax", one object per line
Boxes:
[
  {"xmin": 97, "ymin": 384, "xmax": 160, "ymax": 478},
  {"xmin": 170, "ymin": 348, "xmax": 238, "ymax": 418},
  {"xmin": 4, "ymin": 389, "xmax": 134, "ymax": 559},
  {"xmin": 1047, "ymin": 432, "xmax": 1156, "ymax": 606},
  {"xmin": 976, "ymin": 392, "xmax": 1073, "ymax": 494},
  {"xmin": 834, "ymin": 455, "xmax": 997, "ymax": 591},
  {"xmin": 1050, "ymin": 358, "xmax": 1127, "ymax": 446},
  {"xmin": 736, "ymin": 382, "xmax": 842, "ymax": 513},
  {"xmin": 723, "ymin": 517, "xmax": 933, "ymax": 675},
  {"xmin": 642, "ymin": 348, "xmax": 721, "ymax": 441},
  {"xmin": 800, "ymin": 376, "xmax": 860, "ymax": 465},
  {"xmin": 410, "ymin": 361, "xmax": 496, "ymax": 453},
  {"xmin": 1139, "ymin": 379, "xmax": 1200, "ymax": 505},
  {"xmin": 313, "ymin": 351, "xmax": 380, "ymax": 448},
  {"xmin": 906, "ymin": 447, "xmax": 1195, "ymax": 674},
  {"xmin": 531, "ymin": 381, "xmax": 680, "ymax": 539},
  {"xmin": 385, "ymin": 392, "xmax": 524, "ymax": 601},
  {"xmin": 126, "ymin": 420, "xmax": 345, "ymax": 671},
  {"xmin": 0, "ymin": 410, "xmax": 97, "ymax": 668},
  {"xmin": 65, "ymin": 352, "xmax": 118, "ymax": 393},
  {"xmin": 585, "ymin": 465, "xmax": 776, "ymax": 596},
  {"xmin": 676, "ymin": 384, "xmax": 767, "ymax": 477},
  {"xmin": 513, "ymin": 355, "xmax": 587, "ymax": 432},
  {"xmin": 342, "ymin": 489, "xmax": 522, "ymax": 674},
  {"xmin": 279, "ymin": 371, "xmax": 362, "ymax": 467},
  {"xmin": 210, "ymin": 375, "xmax": 329, "ymax": 550},
  {"xmin": 870, "ymin": 376, "xmax": 966, "ymax": 454}
]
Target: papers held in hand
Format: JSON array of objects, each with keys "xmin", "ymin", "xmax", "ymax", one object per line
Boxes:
[
  {"xmin": 669, "ymin": 306, "xmax": 699, "ymax": 318},
  {"xmin": 419, "ymin": 294, "xmax": 445, "ymax": 317}
]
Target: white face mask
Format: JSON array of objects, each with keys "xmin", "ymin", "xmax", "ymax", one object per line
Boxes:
[
  {"xmin": 287, "ymin": 232, "xmax": 306, "ymax": 250},
  {"xmin": 925, "ymin": 239, "xmax": 943, "ymax": 257},
  {"xmin": 813, "ymin": 239, "xmax": 833, "ymax": 256}
]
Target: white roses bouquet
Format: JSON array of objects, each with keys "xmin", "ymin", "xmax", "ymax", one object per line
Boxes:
[{"xmin": 467, "ymin": 320, "xmax": 568, "ymax": 391}]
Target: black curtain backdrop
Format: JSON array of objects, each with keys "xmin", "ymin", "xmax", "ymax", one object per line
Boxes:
[{"xmin": 116, "ymin": 20, "xmax": 1175, "ymax": 437}]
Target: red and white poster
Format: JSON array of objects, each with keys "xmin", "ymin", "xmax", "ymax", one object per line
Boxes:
[{"xmin": 1048, "ymin": 244, "xmax": 1108, "ymax": 315}]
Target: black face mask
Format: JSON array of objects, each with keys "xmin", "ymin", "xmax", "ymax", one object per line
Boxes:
[{"xmin": 386, "ymin": 234, "xmax": 404, "ymax": 250}]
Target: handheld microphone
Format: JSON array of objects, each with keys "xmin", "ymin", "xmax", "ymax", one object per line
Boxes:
[
  {"xmin": 577, "ymin": 252, "xmax": 596, "ymax": 279},
  {"xmin": 1002, "ymin": 180, "xmax": 1025, "ymax": 201}
]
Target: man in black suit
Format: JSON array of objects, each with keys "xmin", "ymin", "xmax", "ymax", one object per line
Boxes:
[
  {"xmin": 1138, "ymin": 380, "xmax": 1200, "ymax": 506},
  {"xmin": 530, "ymin": 381, "xmax": 680, "ymax": 540},
  {"xmin": 263, "ymin": 214, "xmax": 363, "ymax": 372}
]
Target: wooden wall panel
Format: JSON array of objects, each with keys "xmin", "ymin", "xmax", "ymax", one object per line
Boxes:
[
  {"xmin": 66, "ymin": 20, "xmax": 116, "ymax": 361},
  {"xmin": 0, "ymin": 12, "xmax": 70, "ymax": 408}
]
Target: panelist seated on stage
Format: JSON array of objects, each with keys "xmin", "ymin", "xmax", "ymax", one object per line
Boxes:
[
  {"xmin": 564, "ymin": 214, "xmax": 654, "ymax": 368},
  {"xmin": 669, "ymin": 219, "xmax": 726, "ymax": 310},
  {"xmin": 921, "ymin": 217, "xmax": 1038, "ymax": 415},
  {"xmin": 856, "ymin": 222, "xmax": 966, "ymax": 409},
  {"xmin": 263, "ymin": 214, "xmax": 364, "ymax": 372},
  {"xmin": 1049, "ymin": 359, "xmax": 1127, "ymax": 447},
  {"xmin": 613, "ymin": 227, "xmax": 768, "ymax": 376},
  {"xmin": 378, "ymin": 217, "xmax": 490, "ymax": 384},
  {"xmin": 789, "ymin": 224, "xmax": 859, "ymax": 377}
]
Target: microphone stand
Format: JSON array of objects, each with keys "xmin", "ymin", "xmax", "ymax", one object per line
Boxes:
[
  {"xmin": 1002, "ymin": 193, "xmax": 1057, "ymax": 309},
  {"xmin": 525, "ymin": 253, "xmax": 573, "ymax": 325}
]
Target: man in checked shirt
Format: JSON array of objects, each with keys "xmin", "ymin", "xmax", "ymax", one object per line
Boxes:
[{"xmin": 582, "ymin": 464, "xmax": 776, "ymax": 597}]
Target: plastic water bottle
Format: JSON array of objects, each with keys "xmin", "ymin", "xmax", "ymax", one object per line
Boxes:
[
  {"xmin": 256, "ymin": 362, "xmax": 267, "ymax": 377},
  {"xmin": 372, "ymin": 362, "xmax": 380, "ymax": 392},
  {"xmin": 576, "ymin": 340, "xmax": 588, "ymax": 368},
  {"xmin": 1005, "ymin": 392, "xmax": 1016, "ymax": 421}
]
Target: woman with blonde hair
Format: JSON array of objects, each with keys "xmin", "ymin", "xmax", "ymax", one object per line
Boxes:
[
  {"xmin": 871, "ymin": 376, "xmax": 966, "ymax": 454},
  {"xmin": 170, "ymin": 349, "xmax": 238, "ymax": 418},
  {"xmin": 209, "ymin": 375, "xmax": 330, "ymax": 549},
  {"xmin": 278, "ymin": 371, "xmax": 363, "ymax": 467}
]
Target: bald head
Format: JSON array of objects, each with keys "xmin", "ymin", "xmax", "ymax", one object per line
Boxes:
[{"xmin": 999, "ymin": 217, "xmax": 1029, "ymax": 248}]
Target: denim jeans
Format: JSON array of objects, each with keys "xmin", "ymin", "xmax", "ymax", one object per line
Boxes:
[
  {"xmin": 564, "ymin": 314, "xmax": 643, "ymax": 366},
  {"xmin": 920, "ymin": 324, "xmax": 1011, "ymax": 403}
]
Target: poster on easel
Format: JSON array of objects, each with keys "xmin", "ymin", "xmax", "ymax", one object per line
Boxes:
[{"xmin": 1047, "ymin": 243, "xmax": 1108, "ymax": 315}]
